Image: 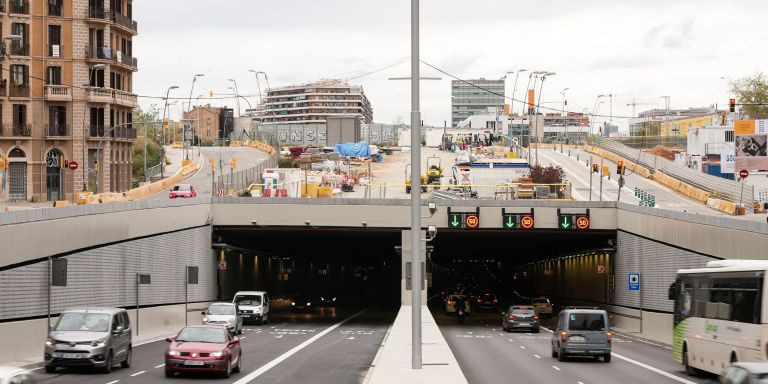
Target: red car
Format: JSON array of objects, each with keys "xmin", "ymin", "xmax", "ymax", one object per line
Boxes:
[
  {"xmin": 169, "ymin": 184, "xmax": 196, "ymax": 199},
  {"xmin": 165, "ymin": 326, "xmax": 241, "ymax": 378}
]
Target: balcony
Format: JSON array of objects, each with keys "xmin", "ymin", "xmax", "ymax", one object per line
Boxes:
[
  {"xmin": 85, "ymin": 44, "xmax": 112, "ymax": 61},
  {"xmin": 3, "ymin": 124, "xmax": 32, "ymax": 137},
  {"xmin": 9, "ymin": 0, "xmax": 29, "ymax": 14},
  {"xmin": 11, "ymin": 44, "xmax": 29, "ymax": 57},
  {"xmin": 112, "ymin": 11, "xmax": 138, "ymax": 33},
  {"xmin": 45, "ymin": 124, "xmax": 69, "ymax": 138},
  {"xmin": 87, "ymin": 87, "xmax": 113, "ymax": 103},
  {"xmin": 113, "ymin": 51, "xmax": 138, "ymax": 70},
  {"xmin": 89, "ymin": 125, "xmax": 106, "ymax": 139},
  {"xmin": 44, "ymin": 85, "xmax": 73, "ymax": 102},
  {"xmin": 9, "ymin": 84, "xmax": 29, "ymax": 98},
  {"xmin": 111, "ymin": 125, "xmax": 137, "ymax": 140},
  {"xmin": 113, "ymin": 90, "xmax": 138, "ymax": 107},
  {"xmin": 48, "ymin": 3, "xmax": 62, "ymax": 16},
  {"xmin": 87, "ymin": 6, "xmax": 109, "ymax": 22}
]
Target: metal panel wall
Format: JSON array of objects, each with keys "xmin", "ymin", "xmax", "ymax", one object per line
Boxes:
[
  {"xmin": 0, "ymin": 226, "xmax": 216, "ymax": 321},
  {"xmin": 613, "ymin": 230, "xmax": 717, "ymax": 313}
]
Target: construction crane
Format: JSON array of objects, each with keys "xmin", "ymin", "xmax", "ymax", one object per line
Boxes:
[{"xmin": 626, "ymin": 98, "xmax": 655, "ymax": 118}]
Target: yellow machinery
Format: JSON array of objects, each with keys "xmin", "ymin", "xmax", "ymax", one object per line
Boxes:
[
  {"xmin": 405, "ymin": 164, "xmax": 427, "ymax": 194},
  {"xmin": 426, "ymin": 156, "xmax": 443, "ymax": 189}
]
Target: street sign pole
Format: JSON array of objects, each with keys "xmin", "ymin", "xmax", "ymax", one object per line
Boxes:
[
  {"xmin": 739, "ymin": 169, "xmax": 748, "ymax": 212},
  {"xmin": 589, "ymin": 156, "xmax": 593, "ymax": 202},
  {"xmin": 410, "ymin": 0, "xmax": 422, "ymax": 370},
  {"xmin": 599, "ymin": 155, "xmax": 604, "ymax": 201}
]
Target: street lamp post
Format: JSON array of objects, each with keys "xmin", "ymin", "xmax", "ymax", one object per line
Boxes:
[
  {"xmin": 228, "ymin": 79, "xmax": 241, "ymax": 117},
  {"xmin": 660, "ymin": 96, "xmax": 670, "ymax": 143},
  {"xmin": 510, "ymin": 69, "xmax": 527, "ymax": 149},
  {"xmin": 534, "ymin": 72, "xmax": 555, "ymax": 166},
  {"xmin": 185, "ymin": 74, "xmax": 204, "ymax": 161},
  {"xmin": 248, "ymin": 69, "xmax": 264, "ymax": 109},
  {"xmin": 160, "ymin": 86, "xmax": 180, "ymax": 178},
  {"xmin": 81, "ymin": 63, "xmax": 106, "ymax": 191},
  {"xmin": 590, "ymin": 95, "xmax": 607, "ymax": 137},
  {"xmin": 409, "ymin": 0, "xmax": 422, "ymax": 370},
  {"xmin": 560, "ymin": 87, "xmax": 570, "ymax": 152}
]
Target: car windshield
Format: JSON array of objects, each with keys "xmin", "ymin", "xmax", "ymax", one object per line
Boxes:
[
  {"xmin": 207, "ymin": 304, "xmax": 235, "ymax": 315},
  {"xmin": 513, "ymin": 309, "xmax": 536, "ymax": 315},
  {"xmin": 235, "ymin": 295, "xmax": 262, "ymax": 306},
  {"xmin": 176, "ymin": 327, "xmax": 227, "ymax": 343},
  {"xmin": 172, "ymin": 185, "xmax": 191, "ymax": 191},
  {"xmin": 54, "ymin": 313, "xmax": 111, "ymax": 332},
  {"xmin": 568, "ymin": 313, "xmax": 606, "ymax": 331}
]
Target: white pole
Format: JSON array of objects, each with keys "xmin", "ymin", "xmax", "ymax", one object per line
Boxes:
[{"xmin": 410, "ymin": 0, "xmax": 422, "ymax": 370}]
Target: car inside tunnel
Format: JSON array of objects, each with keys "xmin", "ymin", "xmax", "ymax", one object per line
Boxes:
[{"xmin": 212, "ymin": 226, "xmax": 617, "ymax": 311}]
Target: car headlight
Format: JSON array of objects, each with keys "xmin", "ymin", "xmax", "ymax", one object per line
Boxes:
[
  {"xmin": 320, "ymin": 297, "xmax": 324, "ymax": 301},
  {"xmin": 210, "ymin": 351, "xmax": 224, "ymax": 358},
  {"xmin": 227, "ymin": 318, "xmax": 235, "ymax": 324},
  {"xmin": 291, "ymin": 302, "xmax": 295, "ymax": 306},
  {"xmin": 332, "ymin": 297, "xmax": 336, "ymax": 302},
  {"xmin": 306, "ymin": 302, "xmax": 311, "ymax": 306},
  {"xmin": 202, "ymin": 317, "xmax": 208, "ymax": 322},
  {"xmin": 91, "ymin": 339, "xmax": 107, "ymax": 348},
  {"xmin": 168, "ymin": 350, "xmax": 181, "ymax": 356},
  {"xmin": 45, "ymin": 338, "xmax": 54, "ymax": 347}
]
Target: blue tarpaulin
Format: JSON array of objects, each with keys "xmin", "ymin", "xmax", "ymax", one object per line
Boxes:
[{"xmin": 334, "ymin": 141, "xmax": 371, "ymax": 157}]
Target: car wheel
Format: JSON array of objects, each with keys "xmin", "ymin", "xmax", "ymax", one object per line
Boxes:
[
  {"xmin": 102, "ymin": 351, "xmax": 113, "ymax": 374},
  {"xmin": 121, "ymin": 347, "xmax": 132, "ymax": 368},
  {"xmin": 533, "ymin": 328, "xmax": 540, "ymax": 333},
  {"xmin": 551, "ymin": 348, "xmax": 558, "ymax": 358},
  {"xmin": 165, "ymin": 367, "xmax": 174, "ymax": 378},
  {"xmin": 233, "ymin": 353, "xmax": 241, "ymax": 373},
  {"xmin": 603, "ymin": 353, "xmax": 612, "ymax": 363},
  {"xmin": 44, "ymin": 365, "xmax": 56, "ymax": 374},
  {"xmin": 557, "ymin": 348, "xmax": 566, "ymax": 362},
  {"xmin": 222, "ymin": 357, "xmax": 232, "ymax": 378}
]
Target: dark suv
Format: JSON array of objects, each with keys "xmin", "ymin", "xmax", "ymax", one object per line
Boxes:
[{"xmin": 475, "ymin": 293, "xmax": 498, "ymax": 311}]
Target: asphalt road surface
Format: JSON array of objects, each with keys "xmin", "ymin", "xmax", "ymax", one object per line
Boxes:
[
  {"xmin": 433, "ymin": 306, "xmax": 719, "ymax": 384},
  {"xmin": 33, "ymin": 306, "xmax": 396, "ymax": 384}
]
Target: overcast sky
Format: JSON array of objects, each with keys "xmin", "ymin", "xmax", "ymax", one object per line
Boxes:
[{"xmin": 134, "ymin": 0, "xmax": 768, "ymax": 129}]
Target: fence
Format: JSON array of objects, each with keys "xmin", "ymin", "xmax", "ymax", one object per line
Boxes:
[
  {"xmin": 216, "ymin": 134, "xmax": 280, "ymax": 194},
  {"xmin": 594, "ymin": 138, "xmax": 754, "ymax": 212},
  {"xmin": 612, "ymin": 135, "xmax": 687, "ymax": 150},
  {"xmin": 145, "ymin": 164, "xmax": 162, "ymax": 181}
]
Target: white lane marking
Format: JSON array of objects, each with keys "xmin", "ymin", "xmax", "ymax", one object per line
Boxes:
[
  {"xmin": 239, "ymin": 336, "xmax": 246, "ymax": 340},
  {"xmin": 519, "ymin": 346, "xmax": 526, "ymax": 350},
  {"xmin": 154, "ymin": 364, "xmax": 165, "ymax": 369},
  {"xmin": 541, "ymin": 326, "xmax": 554, "ymax": 333},
  {"xmin": 499, "ymin": 333, "xmax": 504, "ymax": 336},
  {"xmin": 232, "ymin": 307, "xmax": 373, "ymax": 384},
  {"xmin": 106, "ymin": 381, "xmax": 120, "ymax": 384},
  {"xmin": 508, "ymin": 339, "xmax": 515, "ymax": 342},
  {"xmin": 533, "ymin": 354, "xmax": 541, "ymax": 359},
  {"xmin": 552, "ymin": 366, "xmax": 561, "ymax": 371},
  {"xmin": 578, "ymin": 382, "xmax": 584, "ymax": 384},
  {"xmin": 130, "ymin": 371, "xmax": 146, "ymax": 377},
  {"xmin": 612, "ymin": 352, "xmax": 696, "ymax": 384}
]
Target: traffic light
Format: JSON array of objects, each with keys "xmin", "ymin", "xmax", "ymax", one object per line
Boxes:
[
  {"xmin": 617, "ymin": 160, "xmax": 625, "ymax": 175},
  {"xmin": 163, "ymin": 119, "xmax": 169, "ymax": 130},
  {"xmin": 592, "ymin": 163, "xmax": 599, "ymax": 173},
  {"xmin": 729, "ymin": 98, "xmax": 736, "ymax": 113}
]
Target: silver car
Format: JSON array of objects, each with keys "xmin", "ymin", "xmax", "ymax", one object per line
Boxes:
[
  {"xmin": 503, "ymin": 306, "xmax": 540, "ymax": 333},
  {"xmin": 202, "ymin": 303, "xmax": 243, "ymax": 335},
  {"xmin": 551, "ymin": 307, "xmax": 612, "ymax": 363},
  {"xmin": 44, "ymin": 308, "xmax": 132, "ymax": 373}
]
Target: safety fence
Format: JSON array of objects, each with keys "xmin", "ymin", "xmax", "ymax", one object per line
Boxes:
[
  {"xmin": 216, "ymin": 135, "xmax": 279, "ymax": 196},
  {"xmin": 592, "ymin": 138, "xmax": 753, "ymax": 213}
]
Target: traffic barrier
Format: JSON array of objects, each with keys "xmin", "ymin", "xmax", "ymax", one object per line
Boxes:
[
  {"xmin": 93, "ymin": 157, "xmax": 201, "ymax": 204},
  {"xmin": 583, "ymin": 145, "xmax": 651, "ymax": 178},
  {"xmin": 53, "ymin": 200, "xmax": 71, "ymax": 207},
  {"xmin": 652, "ymin": 170, "xmax": 711, "ymax": 204}
]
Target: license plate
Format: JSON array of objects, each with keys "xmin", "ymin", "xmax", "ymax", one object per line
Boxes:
[
  {"xmin": 519, "ymin": 323, "xmax": 530, "ymax": 326},
  {"xmin": 184, "ymin": 360, "xmax": 205, "ymax": 366},
  {"xmin": 569, "ymin": 336, "xmax": 586, "ymax": 342},
  {"xmin": 59, "ymin": 353, "xmax": 83, "ymax": 359}
]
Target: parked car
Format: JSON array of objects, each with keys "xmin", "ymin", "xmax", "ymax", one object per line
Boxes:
[
  {"xmin": 290, "ymin": 295, "xmax": 314, "ymax": 312},
  {"xmin": 233, "ymin": 291, "xmax": 269, "ymax": 325},
  {"xmin": 169, "ymin": 184, "xmax": 196, "ymax": 199},
  {"xmin": 445, "ymin": 294, "xmax": 470, "ymax": 315},
  {"xmin": 165, "ymin": 326, "xmax": 241, "ymax": 378},
  {"xmin": 721, "ymin": 363, "xmax": 768, "ymax": 384},
  {"xmin": 476, "ymin": 293, "xmax": 499, "ymax": 311},
  {"xmin": 503, "ymin": 306, "xmax": 540, "ymax": 333},
  {"xmin": 551, "ymin": 307, "xmax": 612, "ymax": 363},
  {"xmin": 531, "ymin": 297, "xmax": 554, "ymax": 317},
  {"xmin": 44, "ymin": 307, "xmax": 132, "ymax": 373},
  {"xmin": 0, "ymin": 367, "xmax": 37, "ymax": 384},
  {"xmin": 202, "ymin": 303, "xmax": 242, "ymax": 335}
]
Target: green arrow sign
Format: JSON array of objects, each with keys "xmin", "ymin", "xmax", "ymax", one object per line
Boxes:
[
  {"xmin": 560, "ymin": 215, "xmax": 571, "ymax": 229},
  {"xmin": 505, "ymin": 216, "xmax": 515, "ymax": 228},
  {"xmin": 449, "ymin": 214, "xmax": 462, "ymax": 228}
]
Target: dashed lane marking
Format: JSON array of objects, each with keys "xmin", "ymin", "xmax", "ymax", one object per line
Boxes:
[
  {"xmin": 154, "ymin": 364, "xmax": 165, "ymax": 369},
  {"xmin": 130, "ymin": 371, "xmax": 146, "ymax": 377},
  {"xmin": 106, "ymin": 381, "xmax": 120, "ymax": 384},
  {"xmin": 533, "ymin": 354, "xmax": 541, "ymax": 359},
  {"xmin": 612, "ymin": 352, "xmax": 696, "ymax": 384},
  {"xmin": 552, "ymin": 366, "xmax": 561, "ymax": 371},
  {"xmin": 519, "ymin": 346, "xmax": 526, "ymax": 350}
]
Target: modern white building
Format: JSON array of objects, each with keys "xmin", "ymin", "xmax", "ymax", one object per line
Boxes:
[{"xmin": 260, "ymin": 80, "xmax": 373, "ymax": 125}]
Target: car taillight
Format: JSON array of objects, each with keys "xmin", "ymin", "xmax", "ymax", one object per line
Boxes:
[
  {"xmin": 492, "ymin": 299, "xmax": 498, "ymax": 304},
  {"xmin": 533, "ymin": 315, "xmax": 539, "ymax": 320},
  {"xmin": 508, "ymin": 315, "xmax": 516, "ymax": 320},
  {"xmin": 607, "ymin": 331, "xmax": 612, "ymax": 344},
  {"xmin": 561, "ymin": 331, "xmax": 567, "ymax": 343},
  {"xmin": 477, "ymin": 299, "xmax": 483, "ymax": 304}
]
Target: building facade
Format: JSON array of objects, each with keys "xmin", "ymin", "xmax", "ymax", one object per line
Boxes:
[
  {"xmin": 183, "ymin": 105, "xmax": 234, "ymax": 144},
  {"xmin": 260, "ymin": 80, "xmax": 372, "ymax": 125},
  {"xmin": 629, "ymin": 107, "xmax": 717, "ymax": 137},
  {"xmin": 0, "ymin": 0, "xmax": 138, "ymax": 202},
  {"xmin": 451, "ymin": 78, "xmax": 504, "ymax": 127}
]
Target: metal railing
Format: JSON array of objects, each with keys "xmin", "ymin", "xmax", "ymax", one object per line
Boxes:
[
  {"xmin": 88, "ymin": 6, "xmax": 108, "ymax": 20},
  {"xmin": 89, "ymin": 125, "xmax": 105, "ymax": 138},
  {"xmin": 11, "ymin": 124, "xmax": 31, "ymax": 137},
  {"xmin": 9, "ymin": 84, "xmax": 29, "ymax": 97},
  {"xmin": 85, "ymin": 44, "xmax": 111, "ymax": 60},
  {"xmin": 9, "ymin": 0, "xmax": 28, "ymax": 14},
  {"xmin": 11, "ymin": 44, "xmax": 29, "ymax": 56},
  {"xmin": 45, "ymin": 124, "xmax": 69, "ymax": 137},
  {"xmin": 112, "ymin": 11, "xmax": 138, "ymax": 32},
  {"xmin": 594, "ymin": 138, "xmax": 754, "ymax": 212},
  {"xmin": 48, "ymin": 44, "xmax": 64, "ymax": 57},
  {"xmin": 114, "ymin": 51, "xmax": 137, "ymax": 67},
  {"xmin": 216, "ymin": 134, "xmax": 280, "ymax": 194},
  {"xmin": 145, "ymin": 164, "xmax": 162, "ymax": 180},
  {"xmin": 48, "ymin": 3, "xmax": 62, "ymax": 16}
]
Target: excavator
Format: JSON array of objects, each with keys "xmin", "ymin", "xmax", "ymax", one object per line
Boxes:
[{"xmin": 426, "ymin": 156, "xmax": 444, "ymax": 189}]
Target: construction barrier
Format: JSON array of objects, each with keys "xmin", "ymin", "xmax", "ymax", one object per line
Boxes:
[
  {"xmin": 583, "ymin": 145, "xmax": 652, "ymax": 178},
  {"xmin": 84, "ymin": 158, "xmax": 202, "ymax": 204},
  {"xmin": 708, "ymin": 198, "xmax": 739, "ymax": 215},
  {"xmin": 652, "ymin": 170, "xmax": 712, "ymax": 204}
]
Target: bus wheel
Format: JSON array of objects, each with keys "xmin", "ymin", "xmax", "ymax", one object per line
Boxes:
[{"xmin": 683, "ymin": 346, "xmax": 696, "ymax": 376}]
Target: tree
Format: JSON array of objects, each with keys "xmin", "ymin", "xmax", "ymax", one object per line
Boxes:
[
  {"xmin": 529, "ymin": 165, "xmax": 565, "ymax": 184},
  {"xmin": 730, "ymin": 72, "xmax": 768, "ymax": 119},
  {"xmin": 131, "ymin": 108, "xmax": 162, "ymax": 182}
]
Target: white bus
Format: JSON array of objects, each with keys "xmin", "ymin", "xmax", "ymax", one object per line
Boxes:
[{"xmin": 670, "ymin": 260, "xmax": 768, "ymax": 376}]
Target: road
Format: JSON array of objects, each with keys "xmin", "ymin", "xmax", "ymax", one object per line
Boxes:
[
  {"xmin": 146, "ymin": 146, "xmax": 270, "ymax": 200},
  {"xmin": 537, "ymin": 147, "xmax": 719, "ymax": 214},
  {"xmin": 33, "ymin": 306, "xmax": 396, "ymax": 384},
  {"xmin": 433, "ymin": 307, "xmax": 718, "ymax": 384}
]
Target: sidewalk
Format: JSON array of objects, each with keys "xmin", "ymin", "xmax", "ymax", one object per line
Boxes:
[{"xmin": 365, "ymin": 305, "xmax": 467, "ymax": 384}]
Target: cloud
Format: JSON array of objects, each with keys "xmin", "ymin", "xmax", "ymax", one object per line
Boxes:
[{"xmin": 644, "ymin": 17, "xmax": 695, "ymax": 49}]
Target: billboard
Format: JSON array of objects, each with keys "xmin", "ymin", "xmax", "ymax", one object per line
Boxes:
[{"xmin": 734, "ymin": 120, "xmax": 768, "ymax": 171}]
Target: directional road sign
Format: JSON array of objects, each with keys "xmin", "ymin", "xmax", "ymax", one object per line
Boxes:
[
  {"xmin": 558, "ymin": 210, "xmax": 590, "ymax": 231},
  {"xmin": 502, "ymin": 213, "xmax": 535, "ymax": 230},
  {"xmin": 448, "ymin": 209, "xmax": 481, "ymax": 229}
]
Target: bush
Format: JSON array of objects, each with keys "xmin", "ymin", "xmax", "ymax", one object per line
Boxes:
[
  {"xmin": 132, "ymin": 137, "xmax": 162, "ymax": 179},
  {"xmin": 530, "ymin": 165, "xmax": 565, "ymax": 184},
  {"xmin": 278, "ymin": 157, "xmax": 296, "ymax": 168}
]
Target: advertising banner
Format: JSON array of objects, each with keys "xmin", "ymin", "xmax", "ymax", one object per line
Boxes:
[{"xmin": 734, "ymin": 120, "xmax": 768, "ymax": 171}]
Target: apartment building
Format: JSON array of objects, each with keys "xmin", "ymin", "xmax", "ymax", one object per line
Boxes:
[
  {"xmin": 260, "ymin": 80, "xmax": 373, "ymax": 125},
  {"xmin": 0, "ymin": 0, "xmax": 138, "ymax": 202},
  {"xmin": 451, "ymin": 78, "xmax": 505, "ymax": 127},
  {"xmin": 183, "ymin": 105, "xmax": 234, "ymax": 144}
]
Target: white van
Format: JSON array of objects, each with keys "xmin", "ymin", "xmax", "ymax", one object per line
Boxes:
[{"xmin": 232, "ymin": 291, "xmax": 269, "ymax": 325}]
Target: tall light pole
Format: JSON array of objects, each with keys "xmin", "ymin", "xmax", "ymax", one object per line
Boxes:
[
  {"xmin": 660, "ymin": 95, "xmax": 670, "ymax": 141},
  {"xmin": 521, "ymin": 71, "xmax": 543, "ymax": 151},
  {"xmin": 185, "ymin": 74, "xmax": 204, "ymax": 160},
  {"xmin": 81, "ymin": 63, "xmax": 105, "ymax": 191},
  {"xmin": 534, "ymin": 72, "xmax": 555, "ymax": 166},
  {"xmin": 228, "ymin": 79, "xmax": 241, "ymax": 117},
  {"xmin": 590, "ymin": 94, "xmax": 607, "ymax": 136},
  {"xmin": 160, "ymin": 85, "xmax": 180, "ymax": 178},
  {"xmin": 248, "ymin": 69, "xmax": 263, "ymax": 109},
  {"xmin": 561, "ymin": 87, "xmax": 570, "ymax": 150},
  {"xmin": 409, "ymin": 0, "xmax": 422, "ymax": 370}
]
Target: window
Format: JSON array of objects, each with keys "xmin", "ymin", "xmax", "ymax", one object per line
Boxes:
[
  {"xmin": 725, "ymin": 130, "xmax": 735, "ymax": 142},
  {"xmin": 49, "ymin": 0, "xmax": 63, "ymax": 16},
  {"xmin": 120, "ymin": 312, "xmax": 131, "ymax": 329},
  {"xmin": 111, "ymin": 314, "xmax": 121, "ymax": 331},
  {"xmin": 568, "ymin": 313, "xmax": 606, "ymax": 331},
  {"xmin": 47, "ymin": 66, "xmax": 62, "ymax": 85},
  {"xmin": 11, "ymin": 65, "xmax": 28, "ymax": 86},
  {"xmin": 11, "ymin": 23, "xmax": 29, "ymax": 55},
  {"xmin": 49, "ymin": 106, "xmax": 66, "ymax": 127},
  {"xmin": 48, "ymin": 25, "xmax": 62, "ymax": 57},
  {"xmin": 90, "ymin": 67, "xmax": 105, "ymax": 88},
  {"xmin": 13, "ymin": 104, "xmax": 26, "ymax": 126},
  {"xmin": 694, "ymin": 276, "xmax": 763, "ymax": 324}
]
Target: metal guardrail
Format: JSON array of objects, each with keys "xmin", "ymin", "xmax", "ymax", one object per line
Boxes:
[
  {"xmin": 595, "ymin": 138, "xmax": 754, "ymax": 212},
  {"xmin": 216, "ymin": 134, "xmax": 280, "ymax": 193},
  {"xmin": 145, "ymin": 164, "xmax": 162, "ymax": 180}
]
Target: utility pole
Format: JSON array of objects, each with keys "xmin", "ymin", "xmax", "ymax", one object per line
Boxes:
[
  {"xmin": 660, "ymin": 96, "xmax": 670, "ymax": 144},
  {"xmin": 410, "ymin": 0, "xmax": 422, "ymax": 370}
]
